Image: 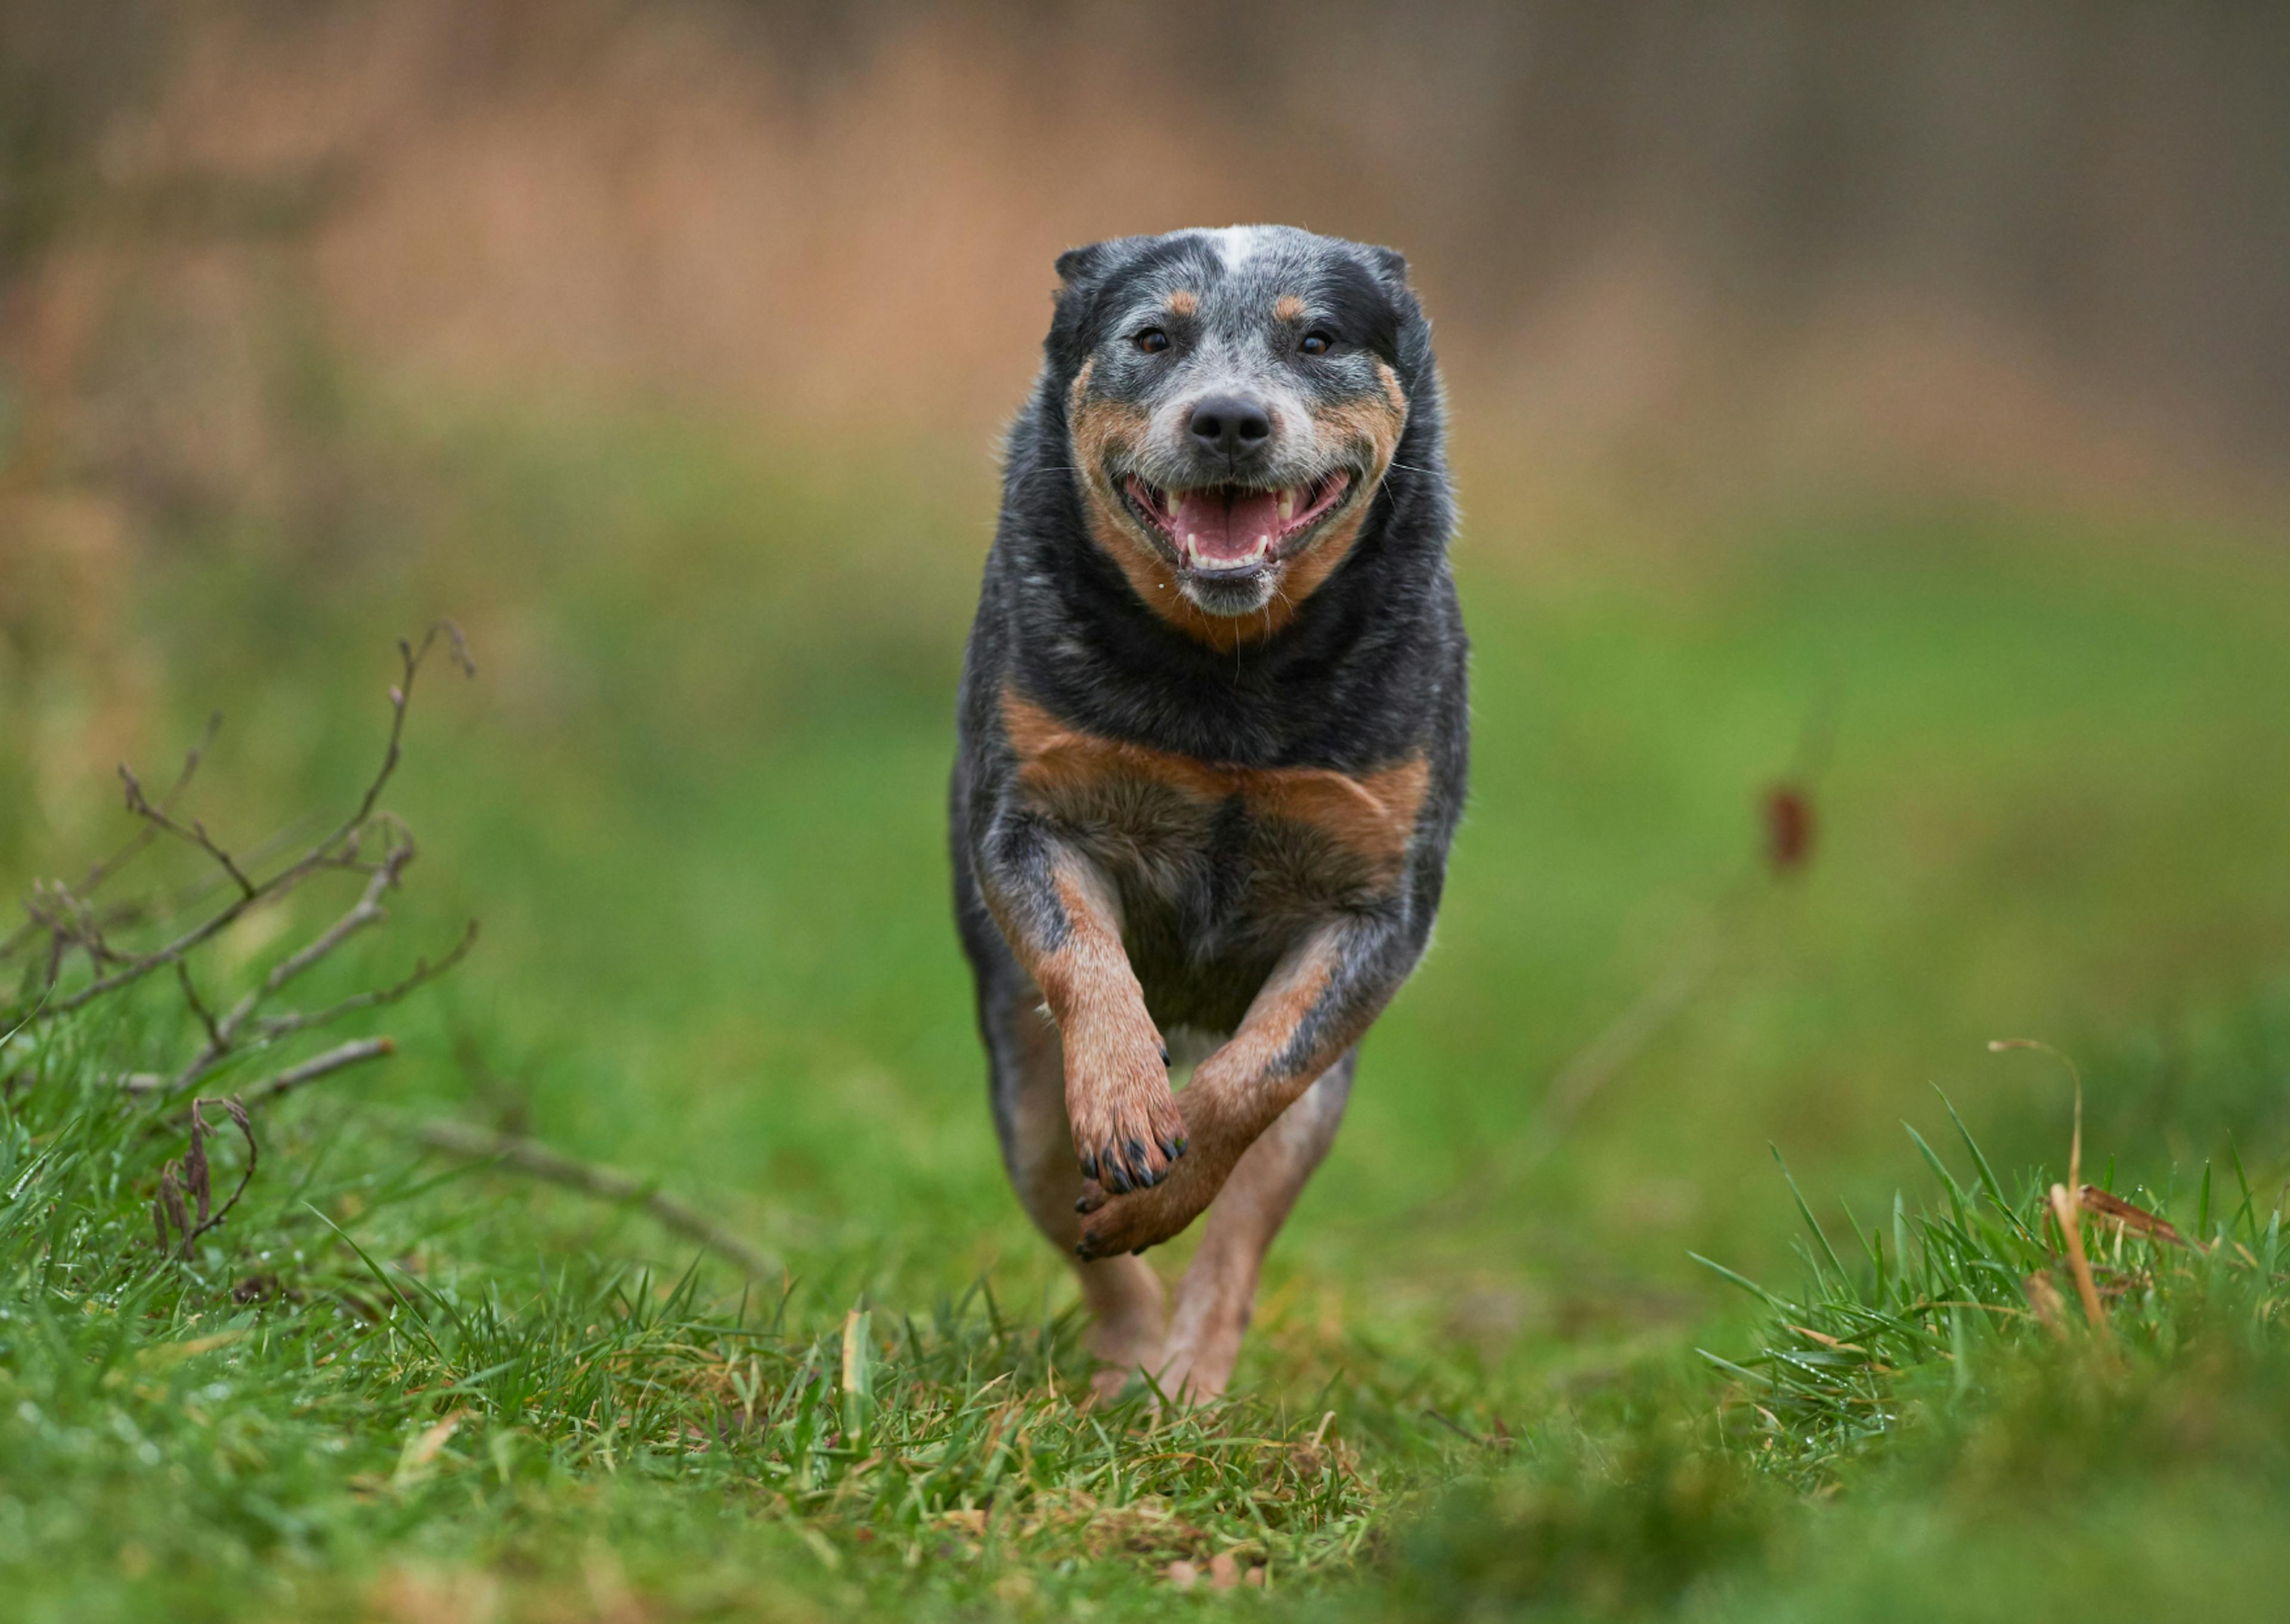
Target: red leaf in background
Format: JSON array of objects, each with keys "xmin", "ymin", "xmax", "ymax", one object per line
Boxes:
[{"xmin": 1764, "ymin": 784, "xmax": 1815, "ymax": 875}]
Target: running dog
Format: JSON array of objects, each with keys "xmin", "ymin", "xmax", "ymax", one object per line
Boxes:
[{"xmin": 950, "ymin": 225, "xmax": 1467, "ymax": 1400}]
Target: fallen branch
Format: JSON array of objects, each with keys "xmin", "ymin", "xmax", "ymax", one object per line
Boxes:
[
  {"xmin": 397, "ymin": 1118, "xmax": 780, "ymax": 1282},
  {"xmin": 4, "ymin": 628, "xmax": 476, "ymax": 1123},
  {"xmin": 2, "ymin": 622, "xmax": 475, "ymax": 1025},
  {"xmin": 0, "ymin": 632, "xmax": 479, "ymax": 1263},
  {"xmin": 121, "ymin": 1036, "xmax": 395, "ymax": 1099},
  {"xmin": 241, "ymin": 1036, "xmax": 400, "ymax": 1105}
]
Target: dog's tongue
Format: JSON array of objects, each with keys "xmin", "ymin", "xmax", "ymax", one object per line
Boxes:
[{"xmin": 1171, "ymin": 487, "xmax": 1282, "ymax": 563}]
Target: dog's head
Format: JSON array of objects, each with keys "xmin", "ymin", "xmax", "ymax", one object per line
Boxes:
[{"xmin": 1043, "ymin": 226, "xmax": 1429, "ymax": 639}]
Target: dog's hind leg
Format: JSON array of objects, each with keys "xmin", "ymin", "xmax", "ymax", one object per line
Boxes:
[
  {"xmin": 1154, "ymin": 1047, "xmax": 1357, "ymax": 1402},
  {"xmin": 982, "ymin": 973, "xmax": 1166, "ymax": 1400}
]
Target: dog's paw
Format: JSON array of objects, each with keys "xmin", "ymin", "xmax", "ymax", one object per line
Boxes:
[
  {"xmin": 1073, "ymin": 1157, "xmax": 1215, "ymax": 1259},
  {"xmin": 1067, "ymin": 1027, "xmax": 1187, "ymax": 1194}
]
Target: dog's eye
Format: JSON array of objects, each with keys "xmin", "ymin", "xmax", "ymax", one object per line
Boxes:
[
  {"xmin": 1299, "ymin": 330, "xmax": 1333, "ymax": 357},
  {"xmin": 1133, "ymin": 328, "xmax": 1170, "ymax": 354}
]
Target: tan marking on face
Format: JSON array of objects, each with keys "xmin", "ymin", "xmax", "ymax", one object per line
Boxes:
[
  {"xmin": 1272, "ymin": 360, "xmax": 1409, "ymax": 603},
  {"xmin": 1167, "ymin": 289, "xmax": 1199, "ymax": 318},
  {"xmin": 1065, "ymin": 359, "xmax": 1410, "ymax": 649},
  {"xmin": 1003, "ymin": 690, "xmax": 1429, "ymax": 879},
  {"xmin": 1271, "ymin": 294, "xmax": 1307, "ymax": 323},
  {"xmin": 1376, "ymin": 357, "xmax": 1407, "ymax": 414},
  {"xmin": 1313, "ymin": 364, "xmax": 1409, "ymax": 473},
  {"xmin": 1067, "ymin": 365, "xmax": 1274, "ymax": 651},
  {"xmin": 1276, "ymin": 504, "xmax": 1372, "ymax": 608},
  {"xmin": 1066, "ymin": 365, "xmax": 1166, "ymax": 590}
]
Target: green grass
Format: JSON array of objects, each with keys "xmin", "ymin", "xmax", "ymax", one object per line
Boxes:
[{"xmin": 4, "ymin": 383, "xmax": 2290, "ymax": 1618}]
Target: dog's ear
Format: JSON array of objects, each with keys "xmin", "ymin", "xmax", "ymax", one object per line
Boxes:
[
  {"xmin": 1363, "ymin": 244, "xmax": 1410, "ymax": 290},
  {"xmin": 1055, "ymin": 241, "xmax": 1113, "ymax": 288},
  {"xmin": 1046, "ymin": 238, "xmax": 1128, "ymax": 374},
  {"xmin": 1339, "ymin": 240, "xmax": 1430, "ymax": 386},
  {"xmin": 1361, "ymin": 241, "xmax": 1425, "ymax": 345}
]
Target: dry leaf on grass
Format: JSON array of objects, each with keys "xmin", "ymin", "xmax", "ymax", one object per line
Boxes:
[
  {"xmin": 393, "ymin": 1410, "xmax": 468, "ymax": 1489},
  {"xmin": 2077, "ymin": 1185, "xmax": 2193, "ymax": 1249}
]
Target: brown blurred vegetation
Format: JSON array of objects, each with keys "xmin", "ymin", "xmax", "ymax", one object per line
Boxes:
[
  {"xmin": 9, "ymin": 0, "xmax": 2289, "ymax": 511},
  {"xmin": 3, "ymin": 0, "xmax": 2285, "ymax": 675}
]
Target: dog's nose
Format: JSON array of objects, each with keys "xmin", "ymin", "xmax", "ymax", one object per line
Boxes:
[{"xmin": 1186, "ymin": 395, "xmax": 1274, "ymax": 458}]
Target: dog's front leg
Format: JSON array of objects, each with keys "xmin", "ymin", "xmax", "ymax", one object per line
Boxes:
[
  {"xmin": 1075, "ymin": 909, "xmax": 1413, "ymax": 1259},
  {"xmin": 977, "ymin": 813, "xmax": 1186, "ymax": 1195}
]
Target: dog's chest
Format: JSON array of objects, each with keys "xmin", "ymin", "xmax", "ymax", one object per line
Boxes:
[{"xmin": 1002, "ymin": 693, "xmax": 1425, "ymax": 928}]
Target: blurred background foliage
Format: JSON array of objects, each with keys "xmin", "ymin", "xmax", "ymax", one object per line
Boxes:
[
  {"xmin": 5, "ymin": 4, "xmax": 2290, "ymax": 1615},
  {"xmin": 3, "ymin": 0, "xmax": 2288, "ymax": 1428}
]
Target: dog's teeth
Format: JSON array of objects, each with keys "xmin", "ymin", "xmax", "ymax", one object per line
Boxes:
[{"xmin": 1277, "ymin": 491, "xmax": 1293, "ymax": 522}]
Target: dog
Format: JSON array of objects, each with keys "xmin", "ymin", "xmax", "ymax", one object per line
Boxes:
[{"xmin": 950, "ymin": 225, "xmax": 1467, "ymax": 1400}]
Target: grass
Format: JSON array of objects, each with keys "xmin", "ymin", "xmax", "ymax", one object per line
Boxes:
[
  {"xmin": 1700, "ymin": 1085, "xmax": 2290, "ymax": 1484},
  {"xmin": 4, "ymin": 380, "xmax": 2290, "ymax": 1617},
  {"xmin": 0, "ymin": 1005, "xmax": 1398, "ymax": 1620}
]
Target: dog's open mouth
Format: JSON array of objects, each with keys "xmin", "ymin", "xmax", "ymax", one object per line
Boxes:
[{"xmin": 1121, "ymin": 472, "xmax": 1354, "ymax": 574}]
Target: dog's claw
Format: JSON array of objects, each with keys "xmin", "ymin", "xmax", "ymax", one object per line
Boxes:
[
  {"xmin": 1079, "ymin": 1149, "xmax": 1098, "ymax": 1182},
  {"xmin": 1159, "ymin": 1041, "xmax": 1171, "ymax": 1065}
]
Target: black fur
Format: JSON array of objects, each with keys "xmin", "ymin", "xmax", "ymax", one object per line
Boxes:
[{"xmin": 950, "ymin": 224, "xmax": 1469, "ymax": 1251}]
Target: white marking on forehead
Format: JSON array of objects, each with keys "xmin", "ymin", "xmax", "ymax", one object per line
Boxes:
[{"xmin": 1210, "ymin": 225, "xmax": 1277, "ymax": 269}]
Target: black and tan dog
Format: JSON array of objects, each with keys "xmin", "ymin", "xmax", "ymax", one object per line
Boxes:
[{"xmin": 951, "ymin": 225, "xmax": 1467, "ymax": 1400}]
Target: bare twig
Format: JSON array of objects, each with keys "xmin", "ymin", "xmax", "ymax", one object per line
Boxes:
[
  {"xmin": 4, "ymin": 621, "xmax": 475, "ymax": 1022},
  {"xmin": 153, "ymin": 1096, "xmax": 259, "ymax": 1259},
  {"xmin": 398, "ymin": 1118, "xmax": 780, "ymax": 1282},
  {"xmin": 243, "ymin": 1030, "xmax": 403, "ymax": 1108},
  {"xmin": 189, "ymin": 1098, "xmax": 258, "ymax": 1247},
  {"xmin": 13, "ymin": 631, "xmax": 478, "ymax": 1269},
  {"xmin": 120, "ymin": 1036, "xmax": 398, "ymax": 1099},
  {"xmin": 238, "ymin": 1037, "xmax": 398, "ymax": 1105},
  {"xmin": 175, "ymin": 959, "xmax": 224, "ymax": 1050},
  {"xmin": 162, "ymin": 837, "xmax": 468, "ymax": 1095},
  {"xmin": 119, "ymin": 764, "xmax": 258, "ymax": 899},
  {"xmin": 250, "ymin": 919, "xmax": 478, "ymax": 1046},
  {"xmin": 1, "ymin": 714, "xmax": 217, "ymax": 967},
  {"xmin": 2077, "ymin": 1184, "xmax": 2195, "ymax": 1250}
]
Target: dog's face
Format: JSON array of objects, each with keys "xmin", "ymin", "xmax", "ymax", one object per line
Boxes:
[{"xmin": 1047, "ymin": 226, "xmax": 1422, "ymax": 637}]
